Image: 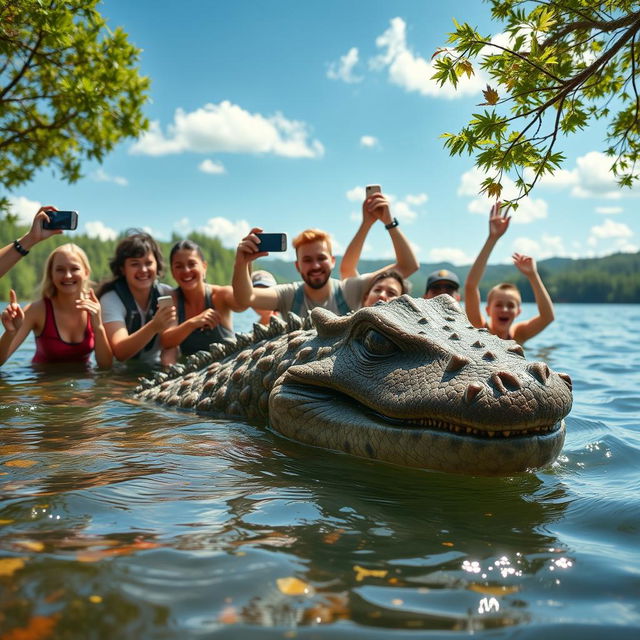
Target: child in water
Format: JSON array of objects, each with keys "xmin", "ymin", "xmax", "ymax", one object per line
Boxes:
[
  {"xmin": 0, "ymin": 243, "xmax": 112, "ymax": 368},
  {"xmin": 465, "ymin": 202, "xmax": 555, "ymax": 345}
]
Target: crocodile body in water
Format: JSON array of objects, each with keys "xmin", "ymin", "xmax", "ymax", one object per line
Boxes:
[{"xmin": 135, "ymin": 295, "xmax": 573, "ymax": 475}]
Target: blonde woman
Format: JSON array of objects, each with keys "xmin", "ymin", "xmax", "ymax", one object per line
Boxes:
[{"xmin": 0, "ymin": 243, "xmax": 112, "ymax": 368}]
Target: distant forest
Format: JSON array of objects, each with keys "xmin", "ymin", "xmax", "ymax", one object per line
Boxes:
[{"xmin": 2, "ymin": 217, "xmax": 639, "ymax": 303}]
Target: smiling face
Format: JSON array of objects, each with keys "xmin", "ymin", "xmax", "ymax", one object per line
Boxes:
[
  {"xmin": 295, "ymin": 240, "xmax": 335, "ymax": 290},
  {"xmin": 121, "ymin": 251, "xmax": 158, "ymax": 294},
  {"xmin": 486, "ymin": 289, "xmax": 521, "ymax": 337},
  {"xmin": 364, "ymin": 276, "xmax": 404, "ymax": 307},
  {"xmin": 171, "ymin": 249, "xmax": 207, "ymax": 292},
  {"xmin": 50, "ymin": 249, "xmax": 89, "ymax": 297}
]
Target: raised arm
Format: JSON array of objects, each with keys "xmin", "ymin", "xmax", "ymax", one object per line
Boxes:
[
  {"xmin": 0, "ymin": 295, "xmax": 38, "ymax": 366},
  {"xmin": 465, "ymin": 201, "xmax": 510, "ymax": 327},
  {"xmin": 364, "ymin": 193, "xmax": 419, "ymax": 279},
  {"xmin": 0, "ymin": 207, "xmax": 62, "ymax": 278},
  {"xmin": 339, "ymin": 195, "xmax": 379, "ymax": 278},
  {"xmin": 232, "ymin": 227, "xmax": 279, "ymax": 310},
  {"xmin": 511, "ymin": 254, "xmax": 555, "ymax": 344},
  {"xmin": 76, "ymin": 288, "xmax": 113, "ymax": 368}
]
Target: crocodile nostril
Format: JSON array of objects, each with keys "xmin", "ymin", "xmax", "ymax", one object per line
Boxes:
[
  {"xmin": 507, "ymin": 344, "xmax": 525, "ymax": 357},
  {"xmin": 464, "ymin": 383, "xmax": 483, "ymax": 403},
  {"xmin": 445, "ymin": 354, "xmax": 470, "ymax": 373},
  {"xmin": 528, "ymin": 362, "xmax": 551, "ymax": 384},
  {"xmin": 495, "ymin": 371, "xmax": 521, "ymax": 391},
  {"xmin": 558, "ymin": 372, "xmax": 573, "ymax": 391}
]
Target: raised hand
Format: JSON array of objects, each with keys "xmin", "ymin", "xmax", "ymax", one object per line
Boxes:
[
  {"xmin": 76, "ymin": 289, "xmax": 103, "ymax": 329},
  {"xmin": 488, "ymin": 201, "xmax": 510, "ymax": 239},
  {"xmin": 1, "ymin": 289, "xmax": 24, "ymax": 333},
  {"xmin": 512, "ymin": 253, "xmax": 536, "ymax": 277},
  {"xmin": 22, "ymin": 206, "xmax": 63, "ymax": 249},
  {"xmin": 237, "ymin": 227, "xmax": 268, "ymax": 262},
  {"xmin": 364, "ymin": 192, "xmax": 392, "ymax": 225}
]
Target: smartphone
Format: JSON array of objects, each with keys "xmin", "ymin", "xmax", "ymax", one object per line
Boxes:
[
  {"xmin": 157, "ymin": 295, "xmax": 174, "ymax": 309},
  {"xmin": 42, "ymin": 210, "xmax": 78, "ymax": 230},
  {"xmin": 256, "ymin": 233, "xmax": 287, "ymax": 252},
  {"xmin": 365, "ymin": 185, "xmax": 382, "ymax": 198}
]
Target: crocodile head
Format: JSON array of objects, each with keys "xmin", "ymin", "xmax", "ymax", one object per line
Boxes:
[{"xmin": 269, "ymin": 295, "xmax": 573, "ymax": 475}]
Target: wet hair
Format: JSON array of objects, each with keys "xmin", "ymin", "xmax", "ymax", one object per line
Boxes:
[
  {"xmin": 292, "ymin": 229, "xmax": 333, "ymax": 257},
  {"xmin": 97, "ymin": 229, "xmax": 164, "ymax": 298},
  {"xmin": 170, "ymin": 239, "xmax": 205, "ymax": 265},
  {"xmin": 487, "ymin": 282, "xmax": 522, "ymax": 305},
  {"xmin": 362, "ymin": 269, "xmax": 408, "ymax": 304},
  {"xmin": 40, "ymin": 243, "xmax": 91, "ymax": 299}
]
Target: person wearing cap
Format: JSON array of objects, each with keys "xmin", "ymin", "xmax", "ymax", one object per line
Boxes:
[
  {"xmin": 464, "ymin": 201, "xmax": 554, "ymax": 345},
  {"xmin": 232, "ymin": 192, "xmax": 419, "ymax": 319},
  {"xmin": 423, "ymin": 269, "xmax": 461, "ymax": 300},
  {"xmin": 251, "ymin": 270, "xmax": 278, "ymax": 325}
]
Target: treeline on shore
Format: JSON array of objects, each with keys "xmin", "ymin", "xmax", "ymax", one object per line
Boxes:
[{"xmin": 2, "ymin": 217, "xmax": 639, "ymax": 303}]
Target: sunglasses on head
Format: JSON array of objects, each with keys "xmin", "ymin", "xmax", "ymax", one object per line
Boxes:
[{"xmin": 429, "ymin": 283, "xmax": 458, "ymax": 293}]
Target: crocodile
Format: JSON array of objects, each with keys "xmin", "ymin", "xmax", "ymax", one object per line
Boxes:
[{"xmin": 134, "ymin": 295, "xmax": 573, "ymax": 475}]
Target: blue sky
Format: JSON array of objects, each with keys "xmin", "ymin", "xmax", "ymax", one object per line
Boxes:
[{"xmin": 8, "ymin": 0, "xmax": 639, "ymax": 266}]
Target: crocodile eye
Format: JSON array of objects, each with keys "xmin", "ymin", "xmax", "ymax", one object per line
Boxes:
[{"xmin": 362, "ymin": 328, "xmax": 398, "ymax": 356}]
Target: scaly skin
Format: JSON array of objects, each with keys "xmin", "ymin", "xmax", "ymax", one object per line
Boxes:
[{"xmin": 135, "ymin": 295, "xmax": 573, "ymax": 475}]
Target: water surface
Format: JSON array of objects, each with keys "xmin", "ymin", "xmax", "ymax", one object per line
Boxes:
[{"xmin": 1, "ymin": 304, "xmax": 639, "ymax": 639}]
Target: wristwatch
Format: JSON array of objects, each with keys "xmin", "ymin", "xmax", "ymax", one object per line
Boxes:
[
  {"xmin": 385, "ymin": 217, "xmax": 399, "ymax": 230},
  {"xmin": 13, "ymin": 239, "xmax": 29, "ymax": 256}
]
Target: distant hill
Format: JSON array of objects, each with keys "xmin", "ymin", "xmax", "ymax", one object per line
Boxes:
[{"xmin": 256, "ymin": 251, "xmax": 640, "ymax": 303}]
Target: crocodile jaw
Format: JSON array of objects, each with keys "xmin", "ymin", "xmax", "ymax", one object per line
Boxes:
[{"xmin": 269, "ymin": 382, "xmax": 566, "ymax": 476}]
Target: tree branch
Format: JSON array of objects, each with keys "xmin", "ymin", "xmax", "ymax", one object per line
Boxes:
[{"xmin": 542, "ymin": 9, "xmax": 640, "ymax": 49}]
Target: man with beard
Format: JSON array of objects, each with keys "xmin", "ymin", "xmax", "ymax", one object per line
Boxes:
[{"xmin": 232, "ymin": 192, "xmax": 418, "ymax": 318}]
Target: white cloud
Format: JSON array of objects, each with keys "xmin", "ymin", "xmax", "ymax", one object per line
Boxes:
[
  {"xmin": 595, "ymin": 206, "xmax": 623, "ymax": 215},
  {"xmin": 616, "ymin": 240, "xmax": 638, "ymax": 253},
  {"xmin": 370, "ymin": 17, "xmax": 485, "ymax": 99},
  {"xmin": 84, "ymin": 221, "xmax": 118, "ymax": 241},
  {"xmin": 131, "ymin": 100, "xmax": 324, "ymax": 159},
  {"xmin": 428, "ymin": 247, "xmax": 472, "ymax": 265},
  {"xmin": 198, "ymin": 158, "xmax": 226, "ymax": 175},
  {"xmin": 389, "ymin": 193, "xmax": 427, "ymax": 223},
  {"xmin": 360, "ymin": 135, "xmax": 379, "ymax": 148},
  {"xmin": 405, "ymin": 193, "xmax": 428, "ymax": 206},
  {"xmin": 528, "ymin": 151, "xmax": 640, "ymax": 199},
  {"xmin": 327, "ymin": 47, "xmax": 362, "ymax": 83},
  {"xmin": 91, "ymin": 168, "xmax": 128, "ymax": 186},
  {"xmin": 173, "ymin": 217, "xmax": 191, "ymax": 235},
  {"xmin": 7, "ymin": 196, "xmax": 42, "ymax": 224},
  {"xmin": 513, "ymin": 234, "xmax": 567, "ymax": 259},
  {"xmin": 590, "ymin": 219, "xmax": 633, "ymax": 240},
  {"xmin": 346, "ymin": 186, "xmax": 365, "ymax": 202},
  {"xmin": 459, "ymin": 167, "xmax": 548, "ymax": 223},
  {"xmin": 198, "ymin": 217, "xmax": 251, "ymax": 249}
]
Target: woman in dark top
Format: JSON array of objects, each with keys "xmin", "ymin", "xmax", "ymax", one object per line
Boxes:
[{"xmin": 161, "ymin": 240, "xmax": 246, "ymax": 357}]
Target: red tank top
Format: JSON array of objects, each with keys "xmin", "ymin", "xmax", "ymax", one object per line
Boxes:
[{"xmin": 33, "ymin": 298, "xmax": 95, "ymax": 364}]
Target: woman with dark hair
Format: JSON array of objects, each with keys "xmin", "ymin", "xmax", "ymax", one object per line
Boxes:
[
  {"xmin": 361, "ymin": 269, "xmax": 408, "ymax": 307},
  {"xmin": 160, "ymin": 239, "xmax": 246, "ymax": 357},
  {"xmin": 98, "ymin": 230, "xmax": 176, "ymax": 365}
]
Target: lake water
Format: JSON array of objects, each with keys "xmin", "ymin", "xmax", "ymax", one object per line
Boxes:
[{"xmin": 1, "ymin": 303, "xmax": 639, "ymax": 639}]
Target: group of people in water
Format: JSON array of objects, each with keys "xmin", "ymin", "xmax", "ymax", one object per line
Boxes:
[{"xmin": 0, "ymin": 190, "xmax": 555, "ymax": 370}]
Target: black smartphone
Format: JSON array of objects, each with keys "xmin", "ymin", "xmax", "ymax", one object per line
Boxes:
[
  {"xmin": 42, "ymin": 210, "xmax": 78, "ymax": 230},
  {"xmin": 256, "ymin": 233, "xmax": 287, "ymax": 252}
]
